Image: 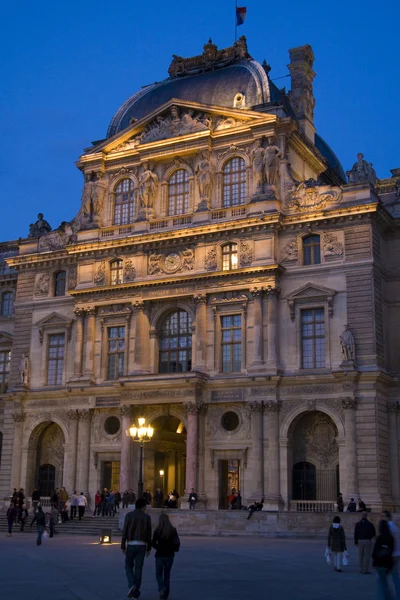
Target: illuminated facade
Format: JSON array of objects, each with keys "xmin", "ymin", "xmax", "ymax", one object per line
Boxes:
[{"xmin": 1, "ymin": 37, "xmax": 400, "ymax": 511}]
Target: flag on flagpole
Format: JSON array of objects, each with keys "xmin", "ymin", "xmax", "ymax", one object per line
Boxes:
[{"xmin": 236, "ymin": 6, "xmax": 247, "ymax": 26}]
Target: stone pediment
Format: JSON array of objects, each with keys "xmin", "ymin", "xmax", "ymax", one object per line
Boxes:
[
  {"xmin": 285, "ymin": 283, "xmax": 337, "ymax": 321},
  {"xmin": 96, "ymin": 100, "xmax": 271, "ymax": 155},
  {"xmin": 34, "ymin": 312, "xmax": 74, "ymax": 344}
]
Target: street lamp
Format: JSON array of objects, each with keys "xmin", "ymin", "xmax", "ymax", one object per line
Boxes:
[{"xmin": 127, "ymin": 417, "xmax": 154, "ymax": 499}]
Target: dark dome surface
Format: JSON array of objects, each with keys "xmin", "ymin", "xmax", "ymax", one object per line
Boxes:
[
  {"xmin": 315, "ymin": 134, "xmax": 346, "ymax": 182},
  {"xmin": 107, "ymin": 60, "xmax": 272, "ymax": 138}
]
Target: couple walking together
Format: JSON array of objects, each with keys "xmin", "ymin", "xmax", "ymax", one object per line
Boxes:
[{"xmin": 121, "ymin": 498, "xmax": 180, "ymax": 599}]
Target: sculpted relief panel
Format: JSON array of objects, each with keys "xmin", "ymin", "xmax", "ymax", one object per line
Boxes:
[
  {"xmin": 285, "ymin": 179, "xmax": 342, "ymax": 212},
  {"xmin": 205, "ymin": 405, "xmax": 251, "ymax": 440},
  {"xmin": 148, "ymin": 247, "xmax": 195, "ymax": 276},
  {"xmin": 293, "ymin": 412, "xmax": 338, "ymax": 468}
]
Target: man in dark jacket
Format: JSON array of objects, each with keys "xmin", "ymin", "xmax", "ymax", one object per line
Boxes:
[
  {"xmin": 346, "ymin": 498, "xmax": 357, "ymax": 512},
  {"xmin": 354, "ymin": 511, "xmax": 376, "ymax": 574},
  {"xmin": 31, "ymin": 489, "xmax": 40, "ymax": 514},
  {"xmin": 121, "ymin": 498, "xmax": 152, "ymax": 599}
]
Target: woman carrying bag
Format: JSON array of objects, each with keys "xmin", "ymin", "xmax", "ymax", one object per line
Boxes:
[
  {"xmin": 327, "ymin": 515, "xmax": 347, "ymax": 572},
  {"xmin": 152, "ymin": 514, "xmax": 180, "ymax": 600}
]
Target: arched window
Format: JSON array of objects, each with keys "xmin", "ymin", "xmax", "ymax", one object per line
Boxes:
[
  {"xmin": 168, "ymin": 169, "xmax": 190, "ymax": 215},
  {"xmin": 159, "ymin": 310, "xmax": 192, "ymax": 373},
  {"xmin": 303, "ymin": 235, "xmax": 321, "ymax": 265},
  {"xmin": 110, "ymin": 260, "xmax": 123, "ymax": 285},
  {"xmin": 223, "ymin": 157, "xmax": 246, "ymax": 207},
  {"xmin": 222, "ymin": 243, "xmax": 238, "ymax": 271},
  {"xmin": 114, "ymin": 179, "xmax": 135, "ymax": 225},
  {"xmin": 1, "ymin": 292, "xmax": 14, "ymax": 316},
  {"xmin": 54, "ymin": 271, "xmax": 66, "ymax": 297}
]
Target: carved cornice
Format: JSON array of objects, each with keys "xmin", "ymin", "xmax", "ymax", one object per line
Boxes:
[
  {"xmin": 341, "ymin": 397, "xmax": 357, "ymax": 410},
  {"xmin": 193, "ymin": 294, "xmax": 207, "ymax": 304}
]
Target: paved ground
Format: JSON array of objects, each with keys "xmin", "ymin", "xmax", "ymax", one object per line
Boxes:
[{"xmin": 0, "ymin": 532, "xmax": 389, "ymax": 599}]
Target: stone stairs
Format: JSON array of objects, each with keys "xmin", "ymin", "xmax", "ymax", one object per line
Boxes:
[{"xmin": 0, "ymin": 513, "xmax": 122, "ymax": 537}]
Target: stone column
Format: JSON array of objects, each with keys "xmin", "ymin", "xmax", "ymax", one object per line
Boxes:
[
  {"xmin": 342, "ymin": 397, "xmax": 359, "ymax": 498},
  {"xmin": 167, "ymin": 449, "xmax": 176, "ymax": 492},
  {"xmin": 183, "ymin": 401, "xmax": 202, "ymax": 502},
  {"xmin": 387, "ymin": 402, "xmax": 400, "ymax": 506},
  {"xmin": 249, "ymin": 288, "xmax": 264, "ymax": 372},
  {"xmin": 11, "ymin": 412, "xmax": 25, "ymax": 489},
  {"xmin": 119, "ymin": 406, "xmax": 133, "ymax": 494},
  {"xmin": 83, "ymin": 307, "xmax": 96, "ymax": 379},
  {"xmin": 76, "ymin": 409, "xmax": 92, "ymax": 495},
  {"xmin": 193, "ymin": 294, "xmax": 207, "ymax": 372},
  {"xmin": 73, "ymin": 308, "xmax": 85, "ymax": 377},
  {"xmin": 65, "ymin": 410, "xmax": 79, "ymax": 493},
  {"xmin": 249, "ymin": 401, "xmax": 264, "ymax": 500},
  {"xmin": 264, "ymin": 401, "xmax": 282, "ymax": 510},
  {"xmin": 266, "ymin": 287, "xmax": 280, "ymax": 373},
  {"xmin": 131, "ymin": 301, "xmax": 148, "ymax": 374}
]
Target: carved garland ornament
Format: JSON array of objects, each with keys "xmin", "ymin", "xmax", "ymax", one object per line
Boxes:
[{"xmin": 148, "ymin": 248, "xmax": 194, "ymax": 276}]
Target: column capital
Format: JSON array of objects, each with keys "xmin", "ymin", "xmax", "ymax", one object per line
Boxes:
[
  {"xmin": 66, "ymin": 409, "xmax": 79, "ymax": 421},
  {"xmin": 77, "ymin": 409, "xmax": 92, "ymax": 420},
  {"xmin": 387, "ymin": 401, "xmax": 400, "ymax": 413},
  {"xmin": 250, "ymin": 287, "xmax": 264, "ymax": 299},
  {"xmin": 264, "ymin": 400, "xmax": 281, "ymax": 412},
  {"xmin": 119, "ymin": 405, "xmax": 133, "ymax": 418},
  {"xmin": 183, "ymin": 401, "xmax": 206, "ymax": 416},
  {"xmin": 73, "ymin": 307, "xmax": 86, "ymax": 317},
  {"xmin": 248, "ymin": 400, "xmax": 264, "ymax": 413},
  {"xmin": 133, "ymin": 300, "xmax": 145, "ymax": 311},
  {"xmin": 12, "ymin": 411, "xmax": 26, "ymax": 422},
  {"xmin": 265, "ymin": 285, "xmax": 281, "ymax": 297},
  {"xmin": 193, "ymin": 293, "xmax": 207, "ymax": 304},
  {"xmin": 341, "ymin": 397, "xmax": 357, "ymax": 410},
  {"xmin": 86, "ymin": 306, "xmax": 96, "ymax": 316}
]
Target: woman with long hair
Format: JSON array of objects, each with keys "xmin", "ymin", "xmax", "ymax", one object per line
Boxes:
[
  {"xmin": 152, "ymin": 513, "xmax": 180, "ymax": 600},
  {"xmin": 372, "ymin": 519, "xmax": 394, "ymax": 600}
]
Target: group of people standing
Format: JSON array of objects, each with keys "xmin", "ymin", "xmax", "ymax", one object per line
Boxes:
[
  {"xmin": 93, "ymin": 489, "xmax": 121, "ymax": 516},
  {"xmin": 327, "ymin": 511, "xmax": 400, "ymax": 599},
  {"xmin": 336, "ymin": 493, "xmax": 367, "ymax": 513}
]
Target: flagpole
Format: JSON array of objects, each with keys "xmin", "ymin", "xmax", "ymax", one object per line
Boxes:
[{"xmin": 235, "ymin": 0, "xmax": 237, "ymax": 43}]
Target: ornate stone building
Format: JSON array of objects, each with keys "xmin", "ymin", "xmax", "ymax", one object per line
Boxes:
[{"xmin": 1, "ymin": 37, "xmax": 400, "ymax": 510}]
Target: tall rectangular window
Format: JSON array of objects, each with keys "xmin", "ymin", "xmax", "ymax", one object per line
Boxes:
[
  {"xmin": 107, "ymin": 326, "xmax": 125, "ymax": 380},
  {"xmin": 0, "ymin": 350, "xmax": 11, "ymax": 392},
  {"xmin": 221, "ymin": 314, "xmax": 242, "ymax": 373},
  {"xmin": 301, "ymin": 308, "xmax": 325, "ymax": 369},
  {"xmin": 47, "ymin": 334, "xmax": 65, "ymax": 385}
]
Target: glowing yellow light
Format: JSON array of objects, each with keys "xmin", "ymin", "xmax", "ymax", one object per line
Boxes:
[
  {"xmin": 231, "ymin": 254, "xmax": 238, "ymax": 269},
  {"xmin": 176, "ymin": 421, "xmax": 184, "ymax": 434},
  {"xmin": 147, "ymin": 426, "xmax": 154, "ymax": 438},
  {"xmin": 138, "ymin": 417, "xmax": 145, "ymax": 427},
  {"xmin": 129, "ymin": 426, "xmax": 137, "ymax": 437},
  {"xmin": 159, "ymin": 470, "xmax": 164, "ymax": 477}
]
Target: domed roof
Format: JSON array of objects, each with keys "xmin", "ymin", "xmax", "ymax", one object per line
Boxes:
[{"xmin": 107, "ymin": 38, "xmax": 275, "ymax": 138}]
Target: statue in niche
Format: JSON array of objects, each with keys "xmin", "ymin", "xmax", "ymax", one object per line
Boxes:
[
  {"xmin": 340, "ymin": 324, "xmax": 355, "ymax": 363},
  {"xmin": 347, "ymin": 153, "xmax": 377, "ymax": 185},
  {"xmin": 264, "ymin": 137, "xmax": 283, "ymax": 187},
  {"xmin": 251, "ymin": 139, "xmax": 265, "ymax": 194},
  {"xmin": 196, "ymin": 151, "xmax": 213, "ymax": 202},
  {"xmin": 19, "ymin": 354, "xmax": 30, "ymax": 386},
  {"xmin": 137, "ymin": 162, "xmax": 158, "ymax": 211},
  {"xmin": 78, "ymin": 172, "xmax": 107, "ymax": 226},
  {"xmin": 28, "ymin": 213, "xmax": 52, "ymax": 238}
]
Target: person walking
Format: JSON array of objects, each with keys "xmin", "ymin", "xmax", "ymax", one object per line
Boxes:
[
  {"xmin": 115, "ymin": 490, "xmax": 121, "ymax": 513},
  {"xmin": 77, "ymin": 492, "xmax": 87, "ymax": 520},
  {"xmin": 152, "ymin": 513, "xmax": 180, "ymax": 600},
  {"xmin": 382, "ymin": 511, "xmax": 400, "ymax": 599},
  {"xmin": 48, "ymin": 505, "xmax": 59, "ymax": 538},
  {"xmin": 355, "ymin": 511, "xmax": 376, "ymax": 574},
  {"xmin": 31, "ymin": 488, "xmax": 40, "ymax": 514},
  {"xmin": 101, "ymin": 488, "xmax": 110, "ymax": 516},
  {"xmin": 19, "ymin": 504, "xmax": 29, "ymax": 532},
  {"xmin": 30, "ymin": 505, "xmax": 46, "ymax": 545},
  {"xmin": 123, "ymin": 490, "xmax": 130, "ymax": 509},
  {"xmin": 155, "ymin": 488, "xmax": 164, "ymax": 509},
  {"xmin": 327, "ymin": 516, "xmax": 347, "ymax": 572},
  {"xmin": 70, "ymin": 491, "xmax": 78, "ymax": 520},
  {"xmin": 58, "ymin": 487, "xmax": 68, "ymax": 513},
  {"xmin": 128, "ymin": 489, "xmax": 136, "ymax": 506},
  {"xmin": 108, "ymin": 490, "xmax": 116, "ymax": 517},
  {"xmin": 121, "ymin": 498, "xmax": 152, "ymax": 599},
  {"xmin": 372, "ymin": 520, "xmax": 394, "ymax": 600},
  {"xmin": 6, "ymin": 502, "xmax": 17, "ymax": 537},
  {"xmin": 188, "ymin": 488, "xmax": 198, "ymax": 510}
]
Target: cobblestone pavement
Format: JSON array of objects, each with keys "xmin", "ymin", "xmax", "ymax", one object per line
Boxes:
[{"xmin": 0, "ymin": 533, "xmax": 385, "ymax": 599}]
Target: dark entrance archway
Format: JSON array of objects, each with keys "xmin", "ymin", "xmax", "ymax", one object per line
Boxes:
[
  {"xmin": 292, "ymin": 461, "xmax": 316, "ymax": 500},
  {"xmin": 38, "ymin": 464, "xmax": 56, "ymax": 497}
]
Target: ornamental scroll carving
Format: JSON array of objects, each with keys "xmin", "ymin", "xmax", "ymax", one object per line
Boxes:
[
  {"xmin": 148, "ymin": 248, "xmax": 195, "ymax": 276},
  {"xmin": 293, "ymin": 412, "xmax": 338, "ymax": 468},
  {"xmin": 94, "ymin": 262, "xmax": 106, "ymax": 286},
  {"xmin": 205, "ymin": 246, "xmax": 217, "ymax": 271},
  {"xmin": 124, "ymin": 260, "xmax": 136, "ymax": 283},
  {"xmin": 285, "ymin": 179, "xmax": 342, "ymax": 212},
  {"xmin": 240, "ymin": 241, "xmax": 252, "ymax": 267},
  {"xmin": 323, "ymin": 232, "xmax": 343, "ymax": 258}
]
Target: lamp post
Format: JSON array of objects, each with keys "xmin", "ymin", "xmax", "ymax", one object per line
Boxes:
[{"xmin": 127, "ymin": 417, "xmax": 154, "ymax": 499}]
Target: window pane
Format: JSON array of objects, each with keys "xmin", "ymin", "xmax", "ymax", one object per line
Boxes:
[
  {"xmin": 114, "ymin": 179, "xmax": 135, "ymax": 225},
  {"xmin": 158, "ymin": 310, "xmax": 192, "ymax": 373},
  {"xmin": 1, "ymin": 292, "xmax": 14, "ymax": 316},
  {"xmin": 221, "ymin": 313, "xmax": 242, "ymax": 373},
  {"xmin": 303, "ymin": 235, "xmax": 321, "ymax": 266},
  {"xmin": 168, "ymin": 169, "xmax": 190, "ymax": 216},
  {"xmin": 54, "ymin": 271, "xmax": 66, "ymax": 297},
  {"xmin": 301, "ymin": 308, "xmax": 325, "ymax": 369},
  {"xmin": 223, "ymin": 158, "xmax": 246, "ymax": 207},
  {"xmin": 111, "ymin": 260, "xmax": 123, "ymax": 285},
  {"xmin": 107, "ymin": 326, "xmax": 125, "ymax": 379},
  {"xmin": 47, "ymin": 334, "xmax": 65, "ymax": 385}
]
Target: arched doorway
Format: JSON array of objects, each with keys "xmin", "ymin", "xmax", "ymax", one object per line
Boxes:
[
  {"xmin": 289, "ymin": 411, "xmax": 339, "ymax": 504},
  {"xmin": 143, "ymin": 415, "xmax": 186, "ymax": 500},
  {"xmin": 26, "ymin": 422, "xmax": 65, "ymax": 497}
]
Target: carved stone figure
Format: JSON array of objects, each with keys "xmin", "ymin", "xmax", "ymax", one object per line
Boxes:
[
  {"xmin": 28, "ymin": 213, "xmax": 52, "ymax": 238},
  {"xmin": 240, "ymin": 241, "xmax": 252, "ymax": 267},
  {"xmin": 94, "ymin": 262, "xmax": 106, "ymax": 285},
  {"xmin": 35, "ymin": 273, "xmax": 50, "ymax": 296},
  {"xmin": 323, "ymin": 232, "xmax": 343, "ymax": 257},
  {"xmin": 38, "ymin": 220, "xmax": 77, "ymax": 252},
  {"xmin": 205, "ymin": 246, "xmax": 218, "ymax": 271},
  {"xmin": 140, "ymin": 108, "xmax": 211, "ymax": 144},
  {"xmin": 182, "ymin": 248, "xmax": 195, "ymax": 271},
  {"xmin": 124, "ymin": 259, "xmax": 136, "ymax": 282},
  {"xmin": 92, "ymin": 174, "xmax": 108, "ymax": 221},
  {"xmin": 347, "ymin": 153, "xmax": 376, "ymax": 185},
  {"xmin": 286, "ymin": 179, "xmax": 342, "ymax": 212},
  {"xmin": 264, "ymin": 137, "xmax": 282, "ymax": 187},
  {"xmin": 75, "ymin": 171, "xmax": 108, "ymax": 229},
  {"xmin": 19, "ymin": 354, "xmax": 30, "ymax": 386},
  {"xmin": 251, "ymin": 140, "xmax": 265, "ymax": 194},
  {"xmin": 68, "ymin": 266, "xmax": 78, "ymax": 290},
  {"xmin": 340, "ymin": 324, "xmax": 355, "ymax": 362},
  {"xmin": 280, "ymin": 238, "xmax": 298, "ymax": 262},
  {"xmin": 148, "ymin": 252, "xmax": 162, "ymax": 276},
  {"xmin": 196, "ymin": 152, "xmax": 213, "ymax": 203},
  {"xmin": 137, "ymin": 163, "xmax": 158, "ymax": 210}
]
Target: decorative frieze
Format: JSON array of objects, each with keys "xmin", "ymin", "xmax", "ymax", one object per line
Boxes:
[
  {"xmin": 183, "ymin": 401, "xmax": 206, "ymax": 415},
  {"xmin": 341, "ymin": 397, "xmax": 357, "ymax": 410}
]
